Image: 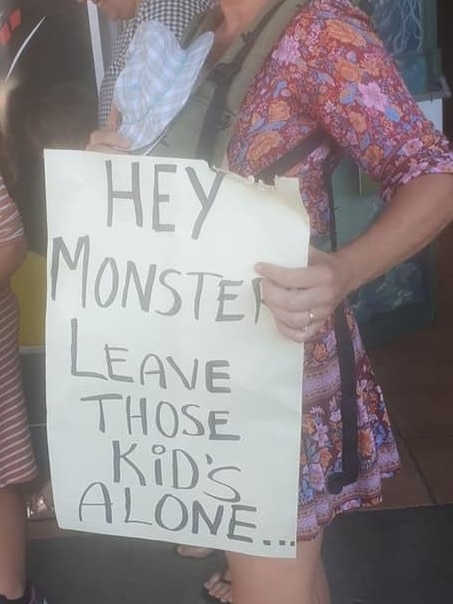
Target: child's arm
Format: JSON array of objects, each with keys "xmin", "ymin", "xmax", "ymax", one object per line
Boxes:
[
  {"xmin": 0, "ymin": 177, "xmax": 27, "ymax": 288},
  {"xmin": 0, "ymin": 236, "xmax": 26, "ymax": 288}
]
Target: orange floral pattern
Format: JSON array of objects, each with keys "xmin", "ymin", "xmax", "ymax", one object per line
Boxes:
[{"xmin": 228, "ymin": 0, "xmax": 453, "ymax": 539}]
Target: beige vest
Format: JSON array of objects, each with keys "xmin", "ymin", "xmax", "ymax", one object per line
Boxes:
[{"xmin": 152, "ymin": 0, "xmax": 365, "ymax": 167}]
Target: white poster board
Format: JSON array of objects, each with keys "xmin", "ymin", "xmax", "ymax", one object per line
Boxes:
[{"xmin": 45, "ymin": 150, "xmax": 309, "ymax": 558}]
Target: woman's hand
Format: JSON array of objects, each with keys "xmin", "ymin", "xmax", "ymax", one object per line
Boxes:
[
  {"xmin": 86, "ymin": 105, "xmax": 131, "ymax": 153},
  {"xmin": 86, "ymin": 128, "xmax": 131, "ymax": 153},
  {"xmin": 255, "ymin": 247, "xmax": 353, "ymax": 343}
]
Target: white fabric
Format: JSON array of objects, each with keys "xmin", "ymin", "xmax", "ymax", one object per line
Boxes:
[
  {"xmin": 114, "ymin": 21, "xmax": 213, "ymax": 152},
  {"xmin": 99, "ymin": 0, "xmax": 213, "ymax": 126}
]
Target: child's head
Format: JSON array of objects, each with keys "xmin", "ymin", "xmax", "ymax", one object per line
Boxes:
[
  {"xmin": 28, "ymin": 81, "xmax": 97, "ymax": 152},
  {"xmin": 0, "ymin": 77, "xmax": 21, "ymax": 188},
  {"xmin": 2, "ymin": 80, "xmax": 98, "ymax": 255}
]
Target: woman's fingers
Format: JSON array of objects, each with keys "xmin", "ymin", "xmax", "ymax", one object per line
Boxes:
[
  {"xmin": 268, "ymin": 305, "xmax": 328, "ymax": 343},
  {"xmin": 255, "ymin": 256, "xmax": 336, "ymax": 290},
  {"xmin": 107, "ymin": 104, "xmax": 121, "ymax": 131},
  {"xmin": 260, "ymin": 277, "xmax": 333, "ymax": 312},
  {"xmin": 274, "ymin": 321, "xmax": 320, "ymax": 343},
  {"xmin": 254, "ymin": 251, "xmax": 352, "ymax": 343},
  {"xmin": 269, "ymin": 305, "xmax": 329, "ymax": 331}
]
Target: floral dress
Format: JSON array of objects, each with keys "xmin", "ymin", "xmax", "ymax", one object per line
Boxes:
[{"xmin": 228, "ymin": 0, "xmax": 453, "ymax": 539}]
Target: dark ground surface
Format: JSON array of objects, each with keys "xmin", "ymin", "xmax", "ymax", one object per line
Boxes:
[{"xmin": 27, "ymin": 505, "xmax": 453, "ymax": 604}]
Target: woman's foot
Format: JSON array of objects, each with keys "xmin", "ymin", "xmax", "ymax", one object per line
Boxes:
[
  {"xmin": 176, "ymin": 545, "xmax": 214, "ymax": 559},
  {"xmin": 204, "ymin": 569, "xmax": 233, "ymax": 603}
]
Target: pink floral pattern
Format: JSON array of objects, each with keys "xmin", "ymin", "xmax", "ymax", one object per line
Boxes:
[{"xmin": 228, "ymin": 0, "xmax": 453, "ymax": 539}]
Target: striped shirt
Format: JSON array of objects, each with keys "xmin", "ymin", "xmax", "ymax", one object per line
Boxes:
[
  {"xmin": 98, "ymin": 0, "xmax": 213, "ymax": 126},
  {"xmin": 0, "ymin": 176, "xmax": 37, "ymax": 487}
]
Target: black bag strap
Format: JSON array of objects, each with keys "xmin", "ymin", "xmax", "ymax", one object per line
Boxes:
[
  {"xmin": 323, "ymin": 170, "xmax": 359, "ymax": 495},
  {"xmin": 257, "ymin": 130, "xmax": 327, "ymax": 183},
  {"xmin": 257, "ymin": 132, "xmax": 359, "ymax": 495}
]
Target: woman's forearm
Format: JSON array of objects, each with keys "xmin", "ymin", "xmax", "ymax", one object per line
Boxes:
[
  {"xmin": 249, "ymin": 173, "xmax": 453, "ymax": 342},
  {"xmin": 335, "ymin": 173, "xmax": 453, "ymax": 296}
]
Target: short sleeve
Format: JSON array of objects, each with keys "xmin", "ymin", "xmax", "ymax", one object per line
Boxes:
[
  {"xmin": 286, "ymin": 0, "xmax": 453, "ymax": 201},
  {"xmin": 0, "ymin": 175, "xmax": 24, "ymax": 246}
]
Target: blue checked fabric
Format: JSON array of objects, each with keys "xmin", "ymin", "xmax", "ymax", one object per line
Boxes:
[
  {"xmin": 98, "ymin": 0, "xmax": 213, "ymax": 126},
  {"xmin": 114, "ymin": 20, "xmax": 213, "ymax": 151}
]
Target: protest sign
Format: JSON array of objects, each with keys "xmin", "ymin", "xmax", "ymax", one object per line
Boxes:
[{"xmin": 45, "ymin": 150, "xmax": 310, "ymax": 558}]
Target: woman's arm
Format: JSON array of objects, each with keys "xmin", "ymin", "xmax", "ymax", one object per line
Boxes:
[
  {"xmin": 86, "ymin": 128, "xmax": 131, "ymax": 153},
  {"xmin": 86, "ymin": 105, "xmax": 131, "ymax": 153},
  {"xmin": 335, "ymin": 173, "xmax": 453, "ymax": 294},
  {"xmin": 255, "ymin": 5, "xmax": 453, "ymax": 343},
  {"xmin": 256, "ymin": 173, "xmax": 453, "ymax": 343}
]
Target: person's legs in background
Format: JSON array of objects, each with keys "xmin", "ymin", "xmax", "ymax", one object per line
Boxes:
[
  {"xmin": 176, "ymin": 545, "xmax": 213, "ymax": 558},
  {"xmin": 0, "ymin": 486, "xmax": 26, "ymax": 599}
]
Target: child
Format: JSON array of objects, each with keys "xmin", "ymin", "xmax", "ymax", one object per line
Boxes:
[
  {"xmin": 0, "ymin": 128, "xmax": 46, "ymax": 603},
  {"xmin": 12, "ymin": 81, "xmax": 97, "ymax": 522},
  {"xmin": 26, "ymin": 81, "xmax": 97, "ymax": 153}
]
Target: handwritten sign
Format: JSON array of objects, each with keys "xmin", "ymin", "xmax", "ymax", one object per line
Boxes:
[{"xmin": 45, "ymin": 150, "xmax": 309, "ymax": 558}]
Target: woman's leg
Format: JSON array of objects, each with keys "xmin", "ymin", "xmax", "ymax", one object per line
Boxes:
[
  {"xmin": 204, "ymin": 561, "xmax": 329, "ymax": 604},
  {"xmin": 0, "ymin": 485, "xmax": 27, "ymax": 599},
  {"xmin": 225, "ymin": 531, "xmax": 329, "ymax": 604},
  {"xmin": 314, "ymin": 559, "xmax": 331, "ymax": 604}
]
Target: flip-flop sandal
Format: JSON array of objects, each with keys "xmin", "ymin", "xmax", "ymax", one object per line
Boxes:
[{"xmin": 26, "ymin": 493, "xmax": 55, "ymax": 521}]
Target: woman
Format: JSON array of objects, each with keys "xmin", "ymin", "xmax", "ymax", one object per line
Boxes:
[{"xmin": 88, "ymin": 0, "xmax": 453, "ymax": 603}]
